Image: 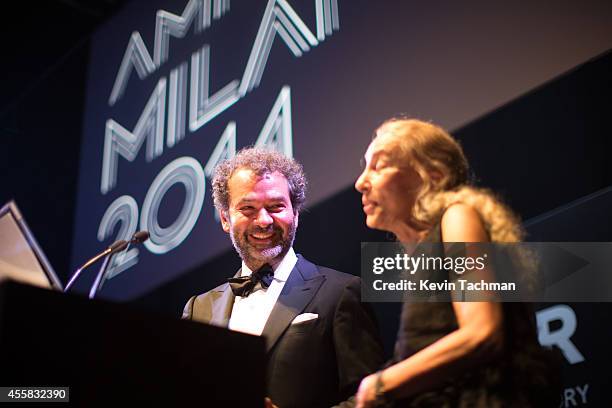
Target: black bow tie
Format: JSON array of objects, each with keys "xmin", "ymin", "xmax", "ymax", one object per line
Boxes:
[{"xmin": 228, "ymin": 264, "xmax": 274, "ymax": 297}]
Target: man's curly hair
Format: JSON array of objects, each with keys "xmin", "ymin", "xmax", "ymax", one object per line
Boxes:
[{"xmin": 212, "ymin": 147, "xmax": 307, "ymax": 213}]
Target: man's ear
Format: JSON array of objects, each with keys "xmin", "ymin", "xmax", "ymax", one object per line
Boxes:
[
  {"xmin": 294, "ymin": 211, "xmax": 299, "ymax": 229},
  {"xmin": 219, "ymin": 209, "xmax": 230, "ymax": 233}
]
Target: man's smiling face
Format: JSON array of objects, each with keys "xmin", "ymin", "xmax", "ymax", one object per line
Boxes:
[{"xmin": 220, "ymin": 168, "xmax": 298, "ymax": 270}]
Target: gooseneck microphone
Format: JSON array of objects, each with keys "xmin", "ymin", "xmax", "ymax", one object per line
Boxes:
[
  {"xmin": 88, "ymin": 231, "xmax": 150, "ymax": 299},
  {"xmin": 64, "ymin": 239, "xmax": 129, "ymax": 292},
  {"xmin": 63, "ymin": 231, "xmax": 150, "ymax": 298},
  {"xmin": 131, "ymin": 230, "xmax": 149, "ymax": 244}
]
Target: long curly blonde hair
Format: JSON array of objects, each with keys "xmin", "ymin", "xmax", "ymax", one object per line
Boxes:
[{"xmin": 375, "ymin": 118, "xmax": 524, "ymax": 242}]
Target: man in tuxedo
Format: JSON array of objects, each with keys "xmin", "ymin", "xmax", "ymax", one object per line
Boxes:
[{"xmin": 182, "ymin": 147, "xmax": 383, "ymax": 408}]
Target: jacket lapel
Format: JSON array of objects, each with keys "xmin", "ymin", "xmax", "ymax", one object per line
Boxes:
[
  {"xmin": 209, "ymin": 268, "xmax": 241, "ymax": 327},
  {"xmin": 261, "ymin": 255, "xmax": 325, "ymax": 352}
]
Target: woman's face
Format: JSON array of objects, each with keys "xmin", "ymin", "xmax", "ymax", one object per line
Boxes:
[{"xmin": 355, "ymin": 134, "xmax": 424, "ymax": 235}]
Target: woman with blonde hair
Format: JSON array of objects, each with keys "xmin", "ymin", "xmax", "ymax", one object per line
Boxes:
[{"xmin": 353, "ymin": 118, "xmax": 558, "ymax": 407}]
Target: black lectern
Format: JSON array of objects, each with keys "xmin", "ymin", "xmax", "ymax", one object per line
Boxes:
[{"xmin": 0, "ymin": 281, "xmax": 265, "ymax": 406}]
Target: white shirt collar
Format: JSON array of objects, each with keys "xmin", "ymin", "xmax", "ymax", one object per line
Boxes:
[{"xmin": 240, "ymin": 247, "xmax": 297, "ymax": 283}]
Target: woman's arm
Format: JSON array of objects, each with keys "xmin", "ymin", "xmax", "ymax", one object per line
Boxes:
[{"xmin": 356, "ymin": 204, "xmax": 505, "ymax": 407}]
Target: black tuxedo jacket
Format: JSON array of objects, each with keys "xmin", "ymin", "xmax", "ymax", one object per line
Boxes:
[{"xmin": 182, "ymin": 255, "xmax": 384, "ymax": 408}]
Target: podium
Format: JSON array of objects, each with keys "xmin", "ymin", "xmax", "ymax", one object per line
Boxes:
[{"xmin": 0, "ymin": 281, "xmax": 265, "ymax": 406}]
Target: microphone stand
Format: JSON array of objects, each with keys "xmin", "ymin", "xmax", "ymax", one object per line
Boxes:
[
  {"xmin": 65, "ymin": 231, "xmax": 149, "ymax": 299},
  {"xmin": 64, "ymin": 240, "xmax": 127, "ymax": 293},
  {"xmin": 89, "ymin": 235, "xmax": 142, "ymax": 298},
  {"xmin": 88, "ymin": 249, "xmax": 118, "ymax": 299}
]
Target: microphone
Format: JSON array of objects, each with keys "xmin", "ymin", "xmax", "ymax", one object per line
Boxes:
[
  {"xmin": 88, "ymin": 230, "xmax": 150, "ymax": 299},
  {"xmin": 64, "ymin": 239, "xmax": 128, "ymax": 292},
  {"xmin": 130, "ymin": 230, "xmax": 149, "ymax": 244}
]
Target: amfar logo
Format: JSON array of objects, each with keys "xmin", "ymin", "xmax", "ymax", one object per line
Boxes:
[{"xmin": 97, "ymin": 0, "xmax": 339, "ymax": 279}]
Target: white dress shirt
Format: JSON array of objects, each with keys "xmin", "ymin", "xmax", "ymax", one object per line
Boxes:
[{"xmin": 228, "ymin": 248, "xmax": 297, "ymax": 336}]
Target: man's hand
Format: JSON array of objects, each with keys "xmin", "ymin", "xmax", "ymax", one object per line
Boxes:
[{"xmin": 265, "ymin": 397, "xmax": 279, "ymax": 408}]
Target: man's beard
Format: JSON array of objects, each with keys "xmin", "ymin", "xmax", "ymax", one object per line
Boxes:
[{"xmin": 229, "ymin": 218, "xmax": 297, "ymax": 268}]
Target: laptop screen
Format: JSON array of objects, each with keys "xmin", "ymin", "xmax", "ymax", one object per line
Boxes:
[{"xmin": 0, "ymin": 201, "xmax": 63, "ymax": 290}]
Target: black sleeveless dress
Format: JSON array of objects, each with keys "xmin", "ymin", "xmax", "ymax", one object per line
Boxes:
[{"xmin": 390, "ymin": 226, "xmax": 561, "ymax": 407}]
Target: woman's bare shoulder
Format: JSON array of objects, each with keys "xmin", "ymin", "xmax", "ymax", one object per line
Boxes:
[{"xmin": 440, "ymin": 203, "xmax": 489, "ymax": 242}]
